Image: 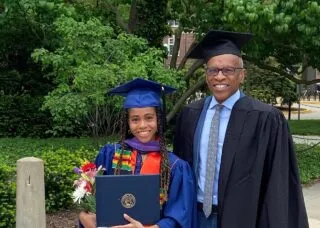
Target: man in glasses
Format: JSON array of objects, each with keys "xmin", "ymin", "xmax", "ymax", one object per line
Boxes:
[{"xmin": 174, "ymin": 30, "xmax": 308, "ymax": 228}]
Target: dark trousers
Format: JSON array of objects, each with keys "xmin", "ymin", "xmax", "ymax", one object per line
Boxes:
[
  {"xmin": 197, "ymin": 208, "xmax": 217, "ymax": 228},
  {"xmin": 78, "ymin": 220, "xmax": 84, "ymax": 228}
]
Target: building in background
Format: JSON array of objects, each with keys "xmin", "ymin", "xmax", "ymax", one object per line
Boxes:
[
  {"xmin": 303, "ymin": 67, "xmax": 320, "ymax": 92},
  {"xmin": 163, "ymin": 21, "xmax": 195, "ymax": 67}
]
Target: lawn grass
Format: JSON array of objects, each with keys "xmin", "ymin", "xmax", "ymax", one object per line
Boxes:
[
  {"xmin": 296, "ymin": 144, "xmax": 320, "ymax": 184},
  {"xmin": 0, "ymin": 136, "xmax": 117, "ymax": 165},
  {"xmin": 288, "ymin": 119, "xmax": 320, "ymax": 135}
]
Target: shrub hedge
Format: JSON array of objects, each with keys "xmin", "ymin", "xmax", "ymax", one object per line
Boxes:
[
  {"xmin": 0, "ymin": 164, "xmax": 16, "ymax": 228},
  {"xmin": 0, "ymin": 146, "xmax": 98, "ymax": 227},
  {"xmin": 42, "ymin": 148, "xmax": 97, "ymax": 211},
  {"xmin": 296, "ymin": 144, "xmax": 320, "ymax": 184},
  {"xmin": 0, "ymin": 95, "xmax": 52, "ymax": 137}
]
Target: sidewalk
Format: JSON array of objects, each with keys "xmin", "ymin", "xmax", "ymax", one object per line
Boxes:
[
  {"xmin": 289, "ymin": 101, "xmax": 320, "ymax": 227},
  {"xmin": 294, "ymin": 133, "xmax": 320, "ymax": 227},
  {"xmin": 303, "ymin": 182, "xmax": 320, "ymax": 227},
  {"xmin": 292, "ymin": 135, "xmax": 320, "ymax": 145},
  {"xmin": 283, "ymin": 101, "xmax": 320, "ymax": 120}
]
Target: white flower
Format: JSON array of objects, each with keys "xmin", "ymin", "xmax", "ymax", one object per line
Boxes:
[{"xmin": 71, "ymin": 181, "xmax": 91, "ymax": 204}]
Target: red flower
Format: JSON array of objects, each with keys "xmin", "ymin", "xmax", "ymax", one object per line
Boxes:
[
  {"xmin": 84, "ymin": 182, "xmax": 93, "ymax": 193},
  {"xmin": 81, "ymin": 162, "xmax": 96, "ymax": 172}
]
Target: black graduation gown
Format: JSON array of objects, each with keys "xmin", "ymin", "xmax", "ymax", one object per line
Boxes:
[{"xmin": 174, "ymin": 96, "xmax": 309, "ymax": 228}]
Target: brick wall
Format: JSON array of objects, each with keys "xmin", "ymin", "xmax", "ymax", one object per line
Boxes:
[{"xmin": 163, "ymin": 32, "xmax": 195, "ymax": 67}]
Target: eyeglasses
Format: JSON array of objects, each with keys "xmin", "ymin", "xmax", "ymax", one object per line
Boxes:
[{"xmin": 205, "ymin": 67, "xmax": 244, "ymax": 77}]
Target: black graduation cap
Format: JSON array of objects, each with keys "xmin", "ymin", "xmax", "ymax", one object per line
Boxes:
[
  {"xmin": 108, "ymin": 78, "xmax": 176, "ymax": 109},
  {"xmin": 187, "ymin": 30, "xmax": 253, "ymax": 61}
]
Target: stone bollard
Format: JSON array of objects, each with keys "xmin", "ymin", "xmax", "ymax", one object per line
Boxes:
[{"xmin": 16, "ymin": 157, "xmax": 46, "ymax": 228}]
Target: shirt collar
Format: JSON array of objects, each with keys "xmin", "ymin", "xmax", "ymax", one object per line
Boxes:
[{"xmin": 209, "ymin": 90, "xmax": 241, "ymax": 110}]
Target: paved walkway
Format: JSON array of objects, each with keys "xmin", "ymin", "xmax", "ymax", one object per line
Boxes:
[
  {"xmin": 292, "ymin": 135, "xmax": 320, "ymax": 145},
  {"xmin": 292, "ymin": 135, "xmax": 320, "ymax": 227},
  {"xmin": 279, "ymin": 100, "xmax": 320, "ymax": 226},
  {"xmin": 284, "ymin": 100, "xmax": 320, "ymax": 120},
  {"xmin": 303, "ymin": 182, "xmax": 320, "ymax": 227}
]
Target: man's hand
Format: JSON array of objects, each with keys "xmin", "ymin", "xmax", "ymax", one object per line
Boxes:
[{"xmin": 112, "ymin": 214, "xmax": 159, "ymax": 228}]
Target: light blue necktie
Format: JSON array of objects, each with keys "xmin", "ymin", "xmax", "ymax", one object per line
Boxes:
[{"xmin": 203, "ymin": 104, "xmax": 222, "ymax": 218}]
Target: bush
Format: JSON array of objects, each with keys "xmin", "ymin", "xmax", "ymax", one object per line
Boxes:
[
  {"xmin": 289, "ymin": 120, "xmax": 320, "ymax": 135},
  {"xmin": 41, "ymin": 148, "xmax": 97, "ymax": 211},
  {"xmin": 0, "ymin": 164, "xmax": 16, "ymax": 228},
  {"xmin": 0, "ymin": 137, "xmax": 106, "ymax": 166},
  {"xmin": 0, "ymin": 137, "xmax": 105, "ymax": 226},
  {"xmin": 296, "ymin": 144, "xmax": 320, "ymax": 184},
  {"xmin": 0, "ymin": 137, "xmax": 116, "ymax": 226},
  {"xmin": 0, "ymin": 95, "xmax": 52, "ymax": 137}
]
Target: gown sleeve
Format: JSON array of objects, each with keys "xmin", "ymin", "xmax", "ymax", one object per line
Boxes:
[
  {"xmin": 156, "ymin": 156, "xmax": 197, "ymax": 228},
  {"xmin": 257, "ymin": 110, "xmax": 309, "ymax": 228},
  {"xmin": 173, "ymin": 110, "xmax": 184, "ymax": 159},
  {"xmin": 95, "ymin": 144, "xmax": 118, "ymax": 175}
]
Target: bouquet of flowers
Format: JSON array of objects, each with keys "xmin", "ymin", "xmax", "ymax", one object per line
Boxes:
[{"xmin": 72, "ymin": 159, "xmax": 104, "ymax": 213}]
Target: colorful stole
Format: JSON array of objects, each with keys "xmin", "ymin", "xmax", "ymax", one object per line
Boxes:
[
  {"xmin": 112, "ymin": 149, "xmax": 133, "ymax": 172},
  {"xmin": 112, "ymin": 149, "xmax": 166, "ymax": 205}
]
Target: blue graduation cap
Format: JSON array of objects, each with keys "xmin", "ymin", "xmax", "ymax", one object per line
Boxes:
[
  {"xmin": 187, "ymin": 30, "xmax": 253, "ymax": 61},
  {"xmin": 108, "ymin": 78, "xmax": 176, "ymax": 109}
]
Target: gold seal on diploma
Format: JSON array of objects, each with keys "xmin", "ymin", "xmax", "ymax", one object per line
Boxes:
[{"xmin": 121, "ymin": 193, "xmax": 136, "ymax": 208}]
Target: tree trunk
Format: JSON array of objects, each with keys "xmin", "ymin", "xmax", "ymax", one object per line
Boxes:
[
  {"xmin": 105, "ymin": 1, "xmax": 129, "ymax": 32},
  {"xmin": 244, "ymin": 56, "xmax": 320, "ymax": 85},
  {"xmin": 166, "ymin": 76, "xmax": 206, "ymax": 122},
  {"xmin": 169, "ymin": 27, "xmax": 182, "ymax": 69},
  {"xmin": 178, "ymin": 42, "xmax": 197, "ymax": 70},
  {"xmin": 183, "ymin": 59, "xmax": 205, "ymax": 81},
  {"xmin": 128, "ymin": 0, "xmax": 137, "ymax": 33}
]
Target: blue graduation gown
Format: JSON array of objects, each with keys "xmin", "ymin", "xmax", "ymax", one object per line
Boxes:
[{"xmin": 95, "ymin": 144, "xmax": 197, "ymax": 228}]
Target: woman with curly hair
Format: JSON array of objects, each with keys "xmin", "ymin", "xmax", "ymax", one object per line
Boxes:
[{"xmin": 79, "ymin": 78, "xmax": 196, "ymax": 228}]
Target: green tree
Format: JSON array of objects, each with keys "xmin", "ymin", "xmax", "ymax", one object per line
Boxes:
[
  {"xmin": 243, "ymin": 61, "xmax": 298, "ymax": 105},
  {"xmin": 32, "ymin": 15, "xmax": 181, "ymax": 136},
  {"xmin": 3, "ymin": 0, "xmax": 320, "ymax": 136},
  {"xmin": 0, "ymin": 0, "xmax": 77, "ymax": 136},
  {"xmin": 70, "ymin": 0, "xmax": 171, "ymax": 47},
  {"xmin": 166, "ymin": 0, "xmax": 320, "ymax": 121}
]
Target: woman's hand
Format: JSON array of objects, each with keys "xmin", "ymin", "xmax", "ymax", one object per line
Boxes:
[
  {"xmin": 112, "ymin": 214, "xmax": 159, "ymax": 228},
  {"xmin": 79, "ymin": 211, "xmax": 96, "ymax": 228}
]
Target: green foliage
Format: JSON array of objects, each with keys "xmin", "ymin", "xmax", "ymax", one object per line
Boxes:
[
  {"xmin": 134, "ymin": 0, "xmax": 171, "ymax": 47},
  {"xmin": 207, "ymin": 0, "xmax": 320, "ymax": 68},
  {"xmin": 73, "ymin": 0, "xmax": 172, "ymax": 47},
  {"xmin": 0, "ymin": 137, "xmax": 108, "ymax": 166},
  {"xmin": 165, "ymin": 0, "xmax": 320, "ymax": 118},
  {"xmin": 0, "ymin": 164, "xmax": 16, "ymax": 228},
  {"xmin": 0, "ymin": 136, "xmax": 112, "ymax": 226},
  {"xmin": 41, "ymin": 148, "xmax": 97, "ymax": 211},
  {"xmin": 2, "ymin": 0, "xmax": 320, "ymax": 138},
  {"xmin": 0, "ymin": 0, "xmax": 77, "ymax": 95},
  {"xmin": 80, "ymin": 194, "xmax": 96, "ymax": 213},
  {"xmin": 288, "ymin": 120, "xmax": 320, "ymax": 135},
  {"xmin": 32, "ymin": 14, "xmax": 181, "ymax": 136},
  {"xmin": 0, "ymin": 95, "xmax": 52, "ymax": 137},
  {"xmin": 296, "ymin": 144, "xmax": 320, "ymax": 184},
  {"xmin": 0, "ymin": 146, "xmax": 97, "ymax": 226},
  {"xmin": 0, "ymin": 0, "xmax": 79, "ymax": 137},
  {"xmin": 243, "ymin": 62, "xmax": 298, "ymax": 104}
]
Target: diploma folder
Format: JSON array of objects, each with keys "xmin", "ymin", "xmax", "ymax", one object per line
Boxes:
[{"xmin": 95, "ymin": 174, "xmax": 160, "ymax": 227}]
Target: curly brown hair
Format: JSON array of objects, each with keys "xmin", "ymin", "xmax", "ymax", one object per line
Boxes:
[{"xmin": 114, "ymin": 107, "xmax": 170, "ymax": 204}]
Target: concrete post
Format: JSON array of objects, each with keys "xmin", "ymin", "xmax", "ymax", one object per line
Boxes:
[{"xmin": 16, "ymin": 157, "xmax": 46, "ymax": 228}]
